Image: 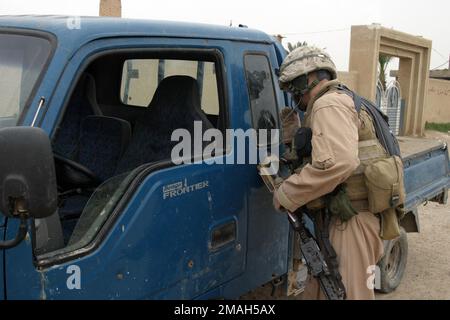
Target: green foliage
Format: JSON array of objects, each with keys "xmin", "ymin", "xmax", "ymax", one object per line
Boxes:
[
  {"xmin": 425, "ymin": 122, "xmax": 450, "ymax": 133},
  {"xmin": 287, "ymin": 41, "xmax": 308, "ymax": 52},
  {"xmin": 379, "ymin": 55, "xmax": 392, "ymax": 91}
]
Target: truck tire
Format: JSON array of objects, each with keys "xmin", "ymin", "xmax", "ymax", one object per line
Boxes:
[{"xmin": 377, "ymin": 227, "xmax": 408, "ymax": 294}]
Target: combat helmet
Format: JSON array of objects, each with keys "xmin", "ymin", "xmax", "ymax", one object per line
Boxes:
[{"xmin": 279, "ymin": 46, "xmax": 337, "ymax": 92}]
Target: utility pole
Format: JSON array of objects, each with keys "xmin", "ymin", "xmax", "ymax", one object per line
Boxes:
[{"xmin": 99, "ymin": 0, "xmax": 122, "ymax": 17}]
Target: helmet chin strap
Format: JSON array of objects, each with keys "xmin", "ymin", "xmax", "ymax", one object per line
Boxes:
[{"xmin": 305, "ymin": 78, "xmax": 320, "ymax": 94}]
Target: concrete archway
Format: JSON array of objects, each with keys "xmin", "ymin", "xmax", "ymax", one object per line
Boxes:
[{"xmin": 349, "ymin": 25, "xmax": 432, "ymax": 136}]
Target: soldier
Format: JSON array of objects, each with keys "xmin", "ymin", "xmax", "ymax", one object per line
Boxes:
[{"xmin": 274, "ymin": 46, "xmax": 385, "ymax": 300}]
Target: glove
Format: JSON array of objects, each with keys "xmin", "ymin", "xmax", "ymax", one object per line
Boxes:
[{"xmin": 280, "ymin": 107, "xmax": 300, "ymax": 145}]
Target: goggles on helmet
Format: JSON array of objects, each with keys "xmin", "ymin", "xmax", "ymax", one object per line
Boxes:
[
  {"xmin": 288, "ymin": 74, "xmax": 320, "ymax": 95},
  {"xmin": 287, "ymin": 74, "xmax": 320, "ymax": 108},
  {"xmin": 287, "ymin": 75, "xmax": 309, "ymax": 96}
]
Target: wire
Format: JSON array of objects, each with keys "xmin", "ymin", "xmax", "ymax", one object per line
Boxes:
[
  {"xmin": 431, "ymin": 60, "xmax": 449, "ymax": 71},
  {"xmin": 431, "ymin": 47, "xmax": 448, "ymax": 70},
  {"xmin": 432, "ymin": 48, "xmax": 447, "ymax": 60}
]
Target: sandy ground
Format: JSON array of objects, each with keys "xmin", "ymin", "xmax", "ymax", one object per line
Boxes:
[
  {"xmin": 376, "ymin": 202, "xmax": 450, "ymax": 300},
  {"xmin": 377, "ymin": 130, "xmax": 450, "ymax": 300}
]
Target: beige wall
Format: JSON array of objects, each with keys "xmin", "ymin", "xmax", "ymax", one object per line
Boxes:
[
  {"xmin": 337, "ymin": 71, "xmax": 359, "ymax": 91},
  {"xmin": 425, "ymin": 78, "xmax": 450, "ymax": 123},
  {"xmin": 338, "ymin": 70, "xmax": 450, "ymax": 125}
]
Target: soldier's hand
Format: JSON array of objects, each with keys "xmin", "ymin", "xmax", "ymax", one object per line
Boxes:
[{"xmin": 280, "ymin": 107, "xmax": 300, "ymax": 145}]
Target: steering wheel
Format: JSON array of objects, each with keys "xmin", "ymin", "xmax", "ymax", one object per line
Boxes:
[{"xmin": 54, "ymin": 154, "xmax": 100, "ymax": 189}]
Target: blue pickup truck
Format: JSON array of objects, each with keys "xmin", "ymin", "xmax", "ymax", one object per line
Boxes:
[{"xmin": 0, "ymin": 16, "xmax": 448, "ymax": 300}]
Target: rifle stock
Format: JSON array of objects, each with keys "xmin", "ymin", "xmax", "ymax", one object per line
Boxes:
[{"xmin": 288, "ymin": 209, "xmax": 346, "ymax": 300}]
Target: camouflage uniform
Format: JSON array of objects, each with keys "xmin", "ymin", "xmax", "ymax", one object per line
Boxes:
[{"xmin": 276, "ymin": 46, "xmax": 384, "ymax": 300}]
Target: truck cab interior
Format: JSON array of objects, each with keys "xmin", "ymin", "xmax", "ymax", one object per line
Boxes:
[{"xmin": 36, "ymin": 50, "xmax": 227, "ymax": 256}]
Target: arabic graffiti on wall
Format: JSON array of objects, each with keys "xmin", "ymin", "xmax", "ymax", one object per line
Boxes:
[{"xmin": 429, "ymin": 86, "xmax": 450, "ymax": 96}]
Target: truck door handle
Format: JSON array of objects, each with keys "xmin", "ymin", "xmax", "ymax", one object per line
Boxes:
[{"xmin": 209, "ymin": 220, "xmax": 236, "ymax": 251}]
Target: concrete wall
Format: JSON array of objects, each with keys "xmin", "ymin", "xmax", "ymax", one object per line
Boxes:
[
  {"xmin": 337, "ymin": 71, "xmax": 359, "ymax": 91},
  {"xmin": 425, "ymin": 78, "xmax": 450, "ymax": 123}
]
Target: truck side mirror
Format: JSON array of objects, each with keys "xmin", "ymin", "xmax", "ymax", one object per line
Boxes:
[{"xmin": 0, "ymin": 127, "xmax": 57, "ymax": 249}]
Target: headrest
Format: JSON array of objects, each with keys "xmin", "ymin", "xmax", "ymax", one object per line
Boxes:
[
  {"xmin": 72, "ymin": 73, "xmax": 101, "ymax": 115},
  {"xmin": 84, "ymin": 74, "xmax": 101, "ymax": 115},
  {"xmin": 149, "ymin": 75, "xmax": 201, "ymax": 114}
]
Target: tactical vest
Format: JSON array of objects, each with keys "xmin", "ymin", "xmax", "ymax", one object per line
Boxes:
[
  {"xmin": 305, "ymin": 106, "xmax": 385, "ymax": 210},
  {"xmin": 346, "ymin": 107, "xmax": 387, "ymax": 210},
  {"xmin": 304, "ymin": 86, "xmax": 405, "ymax": 240}
]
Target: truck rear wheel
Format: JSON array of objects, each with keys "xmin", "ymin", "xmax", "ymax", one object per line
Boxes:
[{"xmin": 377, "ymin": 227, "xmax": 408, "ymax": 294}]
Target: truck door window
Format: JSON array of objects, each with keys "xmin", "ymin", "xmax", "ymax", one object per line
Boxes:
[
  {"xmin": 0, "ymin": 33, "xmax": 53, "ymax": 128},
  {"xmin": 120, "ymin": 59, "xmax": 220, "ymax": 117},
  {"xmin": 244, "ymin": 54, "xmax": 279, "ymax": 133}
]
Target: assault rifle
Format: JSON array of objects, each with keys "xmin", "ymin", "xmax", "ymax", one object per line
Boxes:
[{"xmin": 258, "ymin": 155, "xmax": 346, "ymax": 300}]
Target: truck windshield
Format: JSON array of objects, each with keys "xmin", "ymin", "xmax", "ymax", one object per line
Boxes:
[{"xmin": 0, "ymin": 33, "xmax": 52, "ymax": 128}]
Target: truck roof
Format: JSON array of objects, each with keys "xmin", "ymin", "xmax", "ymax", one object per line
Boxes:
[{"xmin": 0, "ymin": 15, "xmax": 276, "ymax": 47}]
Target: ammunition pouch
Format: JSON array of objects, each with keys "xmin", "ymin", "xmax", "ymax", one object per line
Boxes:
[
  {"xmin": 364, "ymin": 155, "xmax": 405, "ymax": 214},
  {"xmin": 364, "ymin": 155, "xmax": 406, "ymax": 240},
  {"xmin": 378, "ymin": 208, "xmax": 402, "ymax": 241}
]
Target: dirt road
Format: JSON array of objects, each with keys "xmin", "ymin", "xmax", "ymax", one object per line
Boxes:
[
  {"xmin": 378, "ymin": 131, "xmax": 450, "ymax": 300},
  {"xmin": 377, "ymin": 202, "xmax": 450, "ymax": 300}
]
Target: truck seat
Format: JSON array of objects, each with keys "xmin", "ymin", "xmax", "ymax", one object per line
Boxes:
[
  {"xmin": 53, "ymin": 73, "xmax": 102, "ymax": 159},
  {"xmin": 59, "ymin": 115, "xmax": 131, "ymax": 243},
  {"xmin": 78, "ymin": 115, "xmax": 131, "ymax": 181},
  {"xmin": 115, "ymin": 76, "xmax": 213, "ymax": 173}
]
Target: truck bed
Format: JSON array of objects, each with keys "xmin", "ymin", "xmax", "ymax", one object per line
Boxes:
[
  {"xmin": 398, "ymin": 137, "xmax": 448, "ymax": 159},
  {"xmin": 398, "ymin": 137, "xmax": 450, "ymax": 212}
]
